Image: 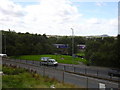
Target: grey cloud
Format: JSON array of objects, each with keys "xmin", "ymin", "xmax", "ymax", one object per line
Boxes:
[
  {"xmin": 0, "ymin": 17, "xmax": 11, "ymax": 21},
  {"xmin": 0, "ymin": 7, "xmax": 25, "ymax": 17}
]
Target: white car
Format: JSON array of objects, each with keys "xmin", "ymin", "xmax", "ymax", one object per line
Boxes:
[
  {"xmin": 41, "ymin": 58, "xmax": 58, "ymax": 66},
  {"xmin": 41, "ymin": 57, "xmax": 51, "ymax": 61},
  {"xmin": 0, "ymin": 54, "xmax": 7, "ymax": 57}
]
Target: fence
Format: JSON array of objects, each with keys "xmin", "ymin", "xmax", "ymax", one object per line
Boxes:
[
  {"xmin": 57, "ymin": 64, "xmax": 119, "ymax": 81},
  {"xmin": 2, "ymin": 58, "xmax": 119, "ymax": 89},
  {"xmin": 8, "ymin": 59, "xmax": 120, "ymax": 82}
]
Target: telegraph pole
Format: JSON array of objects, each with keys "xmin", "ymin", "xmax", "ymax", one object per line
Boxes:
[
  {"xmin": 71, "ymin": 28, "xmax": 74, "ymax": 64},
  {"xmin": 3, "ymin": 34, "xmax": 6, "ymax": 54}
]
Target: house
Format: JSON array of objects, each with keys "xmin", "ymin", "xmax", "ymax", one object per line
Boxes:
[
  {"xmin": 53, "ymin": 44, "xmax": 68, "ymax": 54},
  {"xmin": 77, "ymin": 45, "xmax": 86, "ymax": 51},
  {"xmin": 54, "ymin": 44, "xmax": 68, "ymax": 48}
]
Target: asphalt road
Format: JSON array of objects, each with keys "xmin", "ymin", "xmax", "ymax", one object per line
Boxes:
[
  {"xmin": 7, "ymin": 59, "xmax": 120, "ymax": 82},
  {"xmin": 55, "ymin": 63, "xmax": 119, "ymax": 81},
  {"xmin": 2, "ymin": 59, "xmax": 119, "ymax": 89}
]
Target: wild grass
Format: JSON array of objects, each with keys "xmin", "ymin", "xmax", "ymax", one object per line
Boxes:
[{"xmin": 2, "ymin": 66, "xmax": 81, "ymax": 88}]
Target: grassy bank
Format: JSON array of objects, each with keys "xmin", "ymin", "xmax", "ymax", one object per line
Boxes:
[
  {"xmin": 11, "ymin": 55, "xmax": 88, "ymax": 65},
  {"xmin": 2, "ymin": 65, "xmax": 80, "ymax": 88}
]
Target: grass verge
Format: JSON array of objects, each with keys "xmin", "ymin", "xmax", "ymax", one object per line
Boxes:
[
  {"xmin": 2, "ymin": 65, "xmax": 81, "ymax": 88},
  {"xmin": 11, "ymin": 54, "xmax": 88, "ymax": 65}
]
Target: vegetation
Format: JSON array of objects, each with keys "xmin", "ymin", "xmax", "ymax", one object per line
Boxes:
[
  {"xmin": 2, "ymin": 65, "xmax": 80, "ymax": 88},
  {"xmin": 85, "ymin": 36, "xmax": 119, "ymax": 68},
  {"xmin": 2, "ymin": 30, "xmax": 85, "ymax": 56},
  {"xmin": 2, "ymin": 30, "xmax": 56, "ymax": 56},
  {"xmin": 3, "ymin": 66, "xmax": 25, "ymax": 75},
  {"xmin": 2, "ymin": 30, "xmax": 119, "ymax": 68},
  {"xmin": 76, "ymin": 52, "xmax": 85, "ymax": 57},
  {"xmin": 11, "ymin": 54, "xmax": 88, "ymax": 64}
]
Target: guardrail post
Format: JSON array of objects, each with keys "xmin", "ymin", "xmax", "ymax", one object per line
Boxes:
[
  {"xmin": 74, "ymin": 67, "xmax": 75, "ymax": 72},
  {"xmin": 64, "ymin": 66, "xmax": 66, "ymax": 71},
  {"xmin": 118, "ymin": 77, "xmax": 120, "ymax": 89},
  {"xmin": 62, "ymin": 71, "xmax": 64, "ymax": 83},
  {"xmin": 26, "ymin": 60, "xmax": 27, "ymax": 64},
  {"xmin": 86, "ymin": 77, "xmax": 88, "ymax": 89},
  {"xmin": 85, "ymin": 68, "xmax": 87, "ymax": 74},
  {"xmin": 39, "ymin": 62, "xmax": 41, "ymax": 66},
  {"xmin": 110, "ymin": 74, "xmax": 112, "ymax": 80},
  {"xmin": 43, "ymin": 67, "xmax": 45, "ymax": 76},
  {"xmin": 97, "ymin": 69, "xmax": 98, "ymax": 76}
]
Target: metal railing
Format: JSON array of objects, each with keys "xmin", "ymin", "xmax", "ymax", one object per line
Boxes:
[{"xmin": 7, "ymin": 59, "xmax": 120, "ymax": 82}]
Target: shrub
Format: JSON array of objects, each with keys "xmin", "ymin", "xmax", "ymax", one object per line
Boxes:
[{"xmin": 3, "ymin": 66, "xmax": 26, "ymax": 75}]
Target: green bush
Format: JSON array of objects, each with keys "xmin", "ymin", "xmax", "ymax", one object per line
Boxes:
[{"xmin": 3, "ymin": 66, "xmax": 26, "ymax": 75}]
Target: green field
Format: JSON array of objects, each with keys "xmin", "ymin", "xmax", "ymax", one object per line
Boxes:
[
  {"xmin": 11, "ymin": 54, "xmax": 88, "ymax": 65},
  {"xmin": 76, "ymin": 52, "xmax": 85, "ymax": 56},
  {"xmin": 2, "ymin": 66, "xmax": 80, "ymax": 88}
]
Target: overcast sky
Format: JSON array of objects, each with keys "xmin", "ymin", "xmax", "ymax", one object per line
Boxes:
[{"xmin": 0, "ymin": 0, "xmax": 118, "ymax": 36}]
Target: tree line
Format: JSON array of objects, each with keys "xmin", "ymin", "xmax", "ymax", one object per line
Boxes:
[
  {"xmin": 2, "ymin": 31, "xmax": 56, "ymax": 55},
  {"xmin": 1, "ymin": 30, "xmax": 119, "ymax": 68},
  {"xmin": 85, "ymin": 36, "xmax": 119, "ymax": 68},
  {"xmin": 2, "ymin": 30, "xmax": 85, "ymax": 56}
]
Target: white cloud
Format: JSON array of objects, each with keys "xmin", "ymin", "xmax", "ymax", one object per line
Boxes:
[
  {"xmin": 0, "ymin": 0, "xmax": 25, "ymax": 17},
  {"xmin": 0, "ymin": 0, "xmax": 26, "ymax": 31},
  {"xmin": 86, "ymin": 18, "xmax": 101, "ymax": 24},
  {"xmin": 22, "ymin": 0, "xmax": 82, "ymax": 35},
  {"xmin": 75, "ymin": 18, "xmax": 118, "ymax": 36},
  {"xmin": 96, "ymin": 2, "xmax": 106, "ymax": 7},
  {"xmin": 0, "ymin": 0, "xmax": 118, "ymax": 36},
  {"xmin": 70, "ymin": 0, "xmax": 119, "ymax": 2}
]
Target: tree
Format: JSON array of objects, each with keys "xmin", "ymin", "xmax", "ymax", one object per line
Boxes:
[{"xmin": 85, "ymin": 36, "xmax": 119, "ymax": 68}]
